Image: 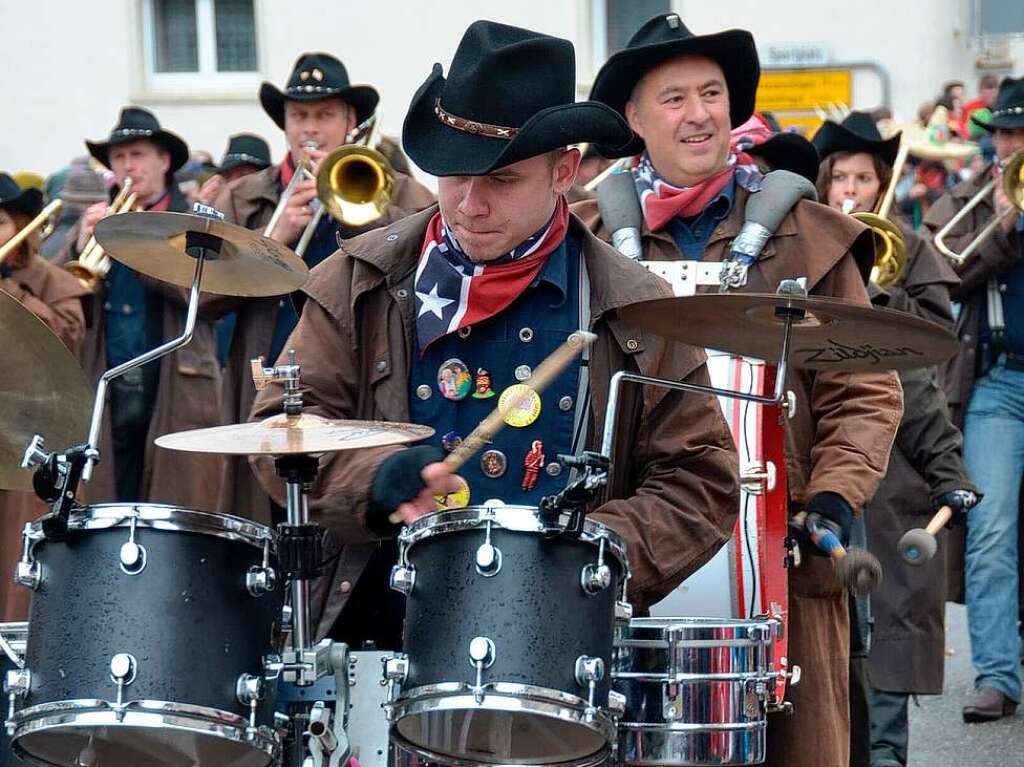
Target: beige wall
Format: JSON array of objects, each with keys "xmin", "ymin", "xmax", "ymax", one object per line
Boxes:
[{"xmin": 0, "ymin": 0, "xmax": 1021, "ymax": 180}]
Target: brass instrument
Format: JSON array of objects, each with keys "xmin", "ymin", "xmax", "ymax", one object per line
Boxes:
[
  {"xmin": 65, "ymin": 178, "xmax": 138, "ymax": 289},
  {"xmin": 933, "ymin": 149, "xmax": 1024, "ymax": 265},
  {"xmin": 0, "ymin": 199, "xmax": 63, "ymax": 266},
  {"xmin": 262, "ymin": 140, "xmax": 319, "ymax": 240}
]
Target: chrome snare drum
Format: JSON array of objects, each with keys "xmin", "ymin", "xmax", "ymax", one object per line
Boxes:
[
  {"xmin": 7, "ymin": 505, "xmax": 283, "ymax": 767},
  {"xmin": 612, "ymin": 617, "xmax": 779, "ymax": 767},
  {"xmin": 385, "ymin": 504, "xmax": 631, "ymax": 767}
]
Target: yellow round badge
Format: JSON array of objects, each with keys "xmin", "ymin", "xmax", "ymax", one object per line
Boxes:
[
  {"xmin": 434, "ymin": 476, "xmax": 471, "ymax": 510},
  {"xmin": 499, "ymin": 384, "xmax": 542, "ymax": 428}
]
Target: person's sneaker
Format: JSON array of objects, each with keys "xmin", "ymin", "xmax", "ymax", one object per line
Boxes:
[{"xmin": 962, "ymin": 687, "xmax": 1018, "ymax": 722}]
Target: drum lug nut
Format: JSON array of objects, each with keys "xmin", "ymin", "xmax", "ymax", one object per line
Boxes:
[
  {"xmin": 236, "ymin": 673, "xmax": 265, "ymax": 737},
  {"xmin": 14, "ymin": 560, "xmax": 40, "ymax": 591},
  {"xmin": 608, "ymin": 690, "xmax": 626, "ymax": 715},
  {"xmin": 575, "ymin": 656, "xmax": 604, "ymax": 720},
  {"xmin": 389, "ymin": 564, "xmax": 416, "ymax": 595},
  {"xmin": 581, "ymin": 563, "xmax": 611, "ymax": 594},
  {"xmin": 475, "ymin": 521, "xmax": 502, "ymax": 577},
  {"xmin": 118, "ymin": 516, "xmax": 147, "ymax": 575},
  {"xmin": 246, "ymin": 565, "xmax": 277, "ymax": 596},
  {"xmin": 4, "ymin": 668, "xmax": 31, "ymax": 735},
  {"xmin": 615, "ymin": 601, "xmax": 634, "ymax": 622},
  {"xmin": 383, "ymin": 655, "xmax": 409, "ymax": 704},
  {"xmin": 109, "ymin": 653, "xmax": 137, "ymax": 719},
  {"xmin": 469, "ymin": 637, "xmax": 496, "ymax": 703}
]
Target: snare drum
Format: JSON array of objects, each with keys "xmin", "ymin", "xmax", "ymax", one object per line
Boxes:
[
  {"xmin": 612, "ymin": 617, "xmax": 779, "ymax": 767},
  {"xmin": 7, "ymin": 504, "xmax": 283, "ymax": 767},
  {"xmin": 386, "ymin": 505, "xmax": 631, "ymax": 767},
  {"xmin": 1, "ymin": 622, "xmax": 28, "ymax": 767}
]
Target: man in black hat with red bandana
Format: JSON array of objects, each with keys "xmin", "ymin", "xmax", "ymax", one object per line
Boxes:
[
  {"xmin": 575, "ymin": 13, "xmax": 904, "ymax": 767},
  {"xmin": 248, "ymin": 20, "xmax": 739, "ymax": 653},
  {"xmin": 924, "ymin": 75, "xmax": 1024, "ymax": 724},
  {"xmin": 211, "ymin": 52, "xmax": 435, "ymax": 525}
]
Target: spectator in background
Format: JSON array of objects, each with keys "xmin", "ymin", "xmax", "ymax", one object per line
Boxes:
[
  {"xmin": 40, "ymin": 162, "xmax": 108, "ymax": 262},
  {"xmin": 196, "ymin": 133, "xmax": 272, "ymax": 206},
  {"xmin": 961, "ymin": 74, "xmax": 1000, "ymax": 140}
]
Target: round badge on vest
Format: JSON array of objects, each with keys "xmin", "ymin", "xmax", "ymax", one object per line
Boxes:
[
  {"xmin": 480, "ymin": 449, "xmax": 508, "ymax": 478},
  {"xmin": 435, "ymin": 476, "xmax": 471, "ymax": 510},
  {"xmin": 499, "ymin": 384, "xmax": 542, "ymax": 427},
  {"xmin": 437, "ymin": 358, "xmax": 473, "ymax": 401}
]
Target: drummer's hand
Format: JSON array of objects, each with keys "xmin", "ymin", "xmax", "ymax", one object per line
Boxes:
[
  {"xmin": 197, "ymin": 174, "xmax": 225, "ymax": 206},
  {"xmin": 392, "ymin": 463, "xmax": 463, "ymax": 526},
  {"xmin": 75, "ymin": 201, "xmax": 109, "ymax": 253},
  {"xmin": 269, "ymin": 178, "xmax": 317, "ymax": 247}
]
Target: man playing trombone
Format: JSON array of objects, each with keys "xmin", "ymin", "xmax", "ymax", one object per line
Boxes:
[
  {"xmin": 924, "ymin": 75, "xmax": 1024, "ymax": 723},
  {"xmin": 212, "ymin": 52, "xmax": 434, "ymax": 525}
]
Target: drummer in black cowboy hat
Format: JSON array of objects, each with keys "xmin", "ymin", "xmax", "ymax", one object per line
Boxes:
[
  {"xmin": 195, "ymin": 133, "xmax": 272, "ymax": 206},
  {"xmin": 248, "ymin": 19, "xmax": 739, "ymax": 650},
  {"xmin": 923, "ymin": 75, "xmax": 1024, "ymax": 724},
  {"xmin": 576, "ymin": 13, "xmax": 903, "ymax": 767},
  {"xmin": 210, "ymin": 52, "xmax": 434, "ymax": 527},
  {"xmin": 51, "ymin": 106, "xmax": 225, "ymax": 516}
]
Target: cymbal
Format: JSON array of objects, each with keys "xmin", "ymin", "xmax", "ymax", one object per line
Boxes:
[
  {"xmin": 1, "ymin": 290, "xmax": 91, "ymax": 491},
  {"xmin": 94, "ymin": 211, "xmax": 308, "ymax": 297},
  {"xmin": 155, "ymin": 413, "xmax": 435, "ymax": 456},
  {"xmin": 618, "ymin": 292, "xmax": 960, "ymax": 371}
]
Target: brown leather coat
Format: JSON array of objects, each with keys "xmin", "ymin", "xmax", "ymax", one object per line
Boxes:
[
  {"xmin": 210, "ymin": 165, "xmax": 435, "ymax": 524},
  {"xmin": 1, "ymin": 255, "xmax": 89, "ymax": 621},
  {"xmin": 573, "ymin": 190, "xmax": 904, "ymax": 767},
  {"xmin": 249, "ymin": 206, "xmax": 740, "ymax": 637}
]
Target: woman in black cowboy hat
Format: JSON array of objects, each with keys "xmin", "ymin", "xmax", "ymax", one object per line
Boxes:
[
  {"xmin": 923, "ymin": 75, "xmax": 1024, "ymax": 725},
  {"xmin": 247, "ymin": 20, "xmax": 738, "ymax": 664}
]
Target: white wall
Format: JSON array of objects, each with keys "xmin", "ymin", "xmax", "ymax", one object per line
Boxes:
[{"xmin": 0, "ymin": 0, "xmax": 1021, "ymax": 179}]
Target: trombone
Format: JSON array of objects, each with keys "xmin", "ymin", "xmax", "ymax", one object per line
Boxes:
[
  {"xmin": 848, "ymin": 140, "xmax": 909, "ymax": 288},
  {"xmin": 0, "ymin": 199, "xmax": 63, "ymax": 266},
  {"xmin": 933, "ymin": 149, "xmax": 1024, "ymax": 266},
  {"xmin": 65, "ymin": 178, "xmax": 138, "ymax": 289}
]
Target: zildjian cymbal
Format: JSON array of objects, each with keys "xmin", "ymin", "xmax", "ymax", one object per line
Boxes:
[
  {"xmin": 93, "ymin": 211, "xmax": 308, "ymax": 297},
  {"xmin": 617, "ymin": 292, "xmax": 960, "ymax": 371},
  {"xmin": 0, "ymin": 290, "xmax": 91, "ymax": 491},
  {"xmin": 155, "ymin": 414, "xmax": 435, "ymax": 456}
]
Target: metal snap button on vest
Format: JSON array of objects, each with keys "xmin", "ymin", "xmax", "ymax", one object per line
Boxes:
[
  {"xmin": 386, "ymin": 233, "xmax": 399, "ymax": 242},
  {"xmin": 458, "ymin": 327, "xmax": 472, "ymax": 339},
  {"xmin": 375, "ymin": 359, "xmax": 387, "ymax": 373},
  {"xmin": 339, "ymin": 580, "xmax": 352, "ymax": 593},
  {"xmin": 416, "ymin": 384, "xmax": 432, "ymax": 400},
  {"xmin": 396, "ymin": 288, "xmax": 408, "ymax": 299},
  {"xmin": 519, "ymin": 327, "xmax": 534, "ymax": 343},
  {"xmin": 626, "ymin": 339, "xmax": 639, "ymax": 351},
  {"xmin": 558, "ymin": 396, "xmax": 574, "ymax": 412},
  {"xmin": 514, "ymin": 365, "xmax": 532, "ymax": 381},
  {"xmin": 546, "ymin": 462, "xmax": 562, "ymax": 477}
]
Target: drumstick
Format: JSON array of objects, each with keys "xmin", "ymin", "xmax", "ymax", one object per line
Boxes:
[
  {"xmin": 924, "ymin": 505, "xmax": 953, "ymax": 536},
  {"xmin": 389, "ymin": 330, "xmax": 597, "ymax": 523}
]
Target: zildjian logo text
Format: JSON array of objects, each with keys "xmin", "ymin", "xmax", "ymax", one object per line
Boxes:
[{"xmin": 797, "ymin": 339, "xmax": 924, "ymax": 365}]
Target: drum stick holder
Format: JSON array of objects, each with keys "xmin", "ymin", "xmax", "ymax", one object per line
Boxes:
[{"xmin": 539, "ymin": 451, "xmax": 609, "ymax": 537}]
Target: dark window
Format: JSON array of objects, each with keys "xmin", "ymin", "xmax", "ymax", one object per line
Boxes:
[
  {"xmin": 152, "ymin": 0, "xmax": 199, "ymax": 73},
  {"xmin": 215, "ymin": 0, "xmax": 258, "ymax": 72},
  {"xmin": 605, "ymin": 0, "xmax": 670, "ymax": 56}
]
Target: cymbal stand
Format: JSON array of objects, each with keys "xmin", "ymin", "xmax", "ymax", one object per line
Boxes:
[{"xmin": 22, "ymin": 213, "xmax": 224, "ymax": 540}]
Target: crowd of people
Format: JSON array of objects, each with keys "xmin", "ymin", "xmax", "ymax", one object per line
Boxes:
[{"xmin": 1, "ymin": 11, "xmax": 1023, "ymax": 767}]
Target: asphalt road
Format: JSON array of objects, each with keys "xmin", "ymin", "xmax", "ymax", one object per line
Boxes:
[{"xmin": 908, "ymin": 604, "xmax": 1023, "ymax": 766}]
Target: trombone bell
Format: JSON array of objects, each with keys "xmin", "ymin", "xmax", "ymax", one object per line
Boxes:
[
  {"xmin": 318, "ymin": 145, "xmax": 395, "ymax": 228},
  {"xmin": 853, "ymin": 211, "xmax": 908, "ymax": 289}
]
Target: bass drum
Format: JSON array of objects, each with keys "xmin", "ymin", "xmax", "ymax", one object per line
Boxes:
[{"xmin": 7, "ymin": 505, "xmax": 283, "ymax": 767}]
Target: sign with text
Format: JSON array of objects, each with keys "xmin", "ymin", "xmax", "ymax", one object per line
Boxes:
[{"xmin": 756, "ymin": 68, "xmax": 853, "ymax": 135}]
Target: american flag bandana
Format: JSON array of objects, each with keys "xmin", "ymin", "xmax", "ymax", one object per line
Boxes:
[
  {"xmin": 632, "ymin": 149, "xmax": 763, "ymax": 232},
  {"xmin": 414, "ymin": 198, "xmax": 569, "ymax": 353}
]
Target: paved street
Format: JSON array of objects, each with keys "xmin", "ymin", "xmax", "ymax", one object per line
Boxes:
[{"xmin": 908, "ymin": 604, "xmax": 1023, "ymax": 766}]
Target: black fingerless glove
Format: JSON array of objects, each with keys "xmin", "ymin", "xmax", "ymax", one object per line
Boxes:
[
  {"xmin": 367, "ymin": 445, "xmax": 444, "ymax": 535},
  {"xmin": 933, "ymin": 488, "xmax": 981, "ymax": 529},
  {"xmin": 804, "ymin": 491, "xmax": 854, "ymax": 554}
]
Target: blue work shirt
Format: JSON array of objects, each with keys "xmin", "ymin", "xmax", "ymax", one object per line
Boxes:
[
  {"xmin": 666, "ymin": 177, "xmax": 736, "ymax": 260},
  {"xmin": 409, "ymin": 234, "xmax": 583, "ymax": 506},
  {"xmin": 104, "ymin": 261, "xmax": 152, "ymax": 368}
]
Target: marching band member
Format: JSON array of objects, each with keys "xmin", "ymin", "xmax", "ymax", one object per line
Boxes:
[
  {"xmin": 196, "ymin": 133, "xmax": 272, "ymax": 206},
  {"xmin": 56, "ymin": 107, "xmax": 225, "ymax": 510},
  {"xmin": 923, "ymin": 75, "xmax": 1024, "ymax": 723},
  {"xmin": 814, "ymin": 113, "xmax": 980, "ymax": 766},
  {"xmin": 212, "ymin": 52, "xmax": 435, "ymax": 525},
  {"xmin": 249, "ymin": 20, "xmax": 740, "ymax": 649},
  {"xmin": 574, "ymin": 15, "xmax": 903, "ymax": 767},
  {"xmin": 0, "ymin": 172, "xmax": 89, "ymax": 622}
]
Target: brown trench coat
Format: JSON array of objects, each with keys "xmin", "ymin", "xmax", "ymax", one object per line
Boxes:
[
  {"xmin": 1, "ymin": 255, "xmax": 89, "ymax": 621},
  {"xmin": 573, "ymin": 190, "xmax": 904, "ymax": 767},
  {"xmin": 210, "ymin": 165, "xmax": 435, "ymax": 525},
  {"xmin": 53, "ymin": 188, "xmax": 226, "ymax": 512},
  {"xmin": 864, "ymin": 225, "xmax": 974, "ymax": 695},
  {"xmin": 249, "ymin": 206, "xmax": 741, "ymax": 636},
  {"xmin": 922, "ymin": 169, "xmax": 1022, "ymax": 604}
]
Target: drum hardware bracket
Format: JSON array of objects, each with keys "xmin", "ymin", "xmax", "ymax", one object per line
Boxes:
[
  {"xmin": 469, "ymin": 636, "xmax": 496, "ymax": 704},
  {"xmin": 581, "ymin": 537, "xmax": 612, "ymax": 595},
  {"xmin": 275, "ymin": 450, "xmax": 322, "ymax": 655},
  {"xmin": 14, "ymin": 533, "xmax": 41, "ymax": 591},
  {"xmin": 743, "ymin": 679, "xmax": 769, "ymax": 718},
  {"xmin": 236, "ymin": 673, "xmax": 266, "ymax": 739},
  {"xmin": 252, "ymin": 350, "xmax": 303, "ymax": 416},
  {"xmin": 22, "ymin": 439, "xmax": 90, "ymax": 542},
  {"xmin": 389, "ymin": 563, "xmax": 416, "ymax": 595},
  {"xmin": 382, "ymin": 655, "xmax": 409, "ymax": 712},
  {"xmin": 281, "ymin": 638, "xmax": 335, "ymax": 687},
  {"xmin": 109, "ymin": 652, "xmax": 137, "ymax": 720},
  {"xmin": 539, "ymin": 451, "xmax": 609, "ymax": 538},
  {"xmin": 119, "ymin": 515, "xmax": 147, "ymax": 575},
  {"xmin": 574, "ymin": 655, "xmax": 605, "ymax": 722},
  {"xmin": 475, "ymin": 520, "xmax": 502, "ymax": 577},
  {"xmin": 740, "ymin": 460, "xmax": 777, "ymax": 495},
  {"xmin": 247, "ymin": 537, "xmax": 278, "ymax": 596},
  {"xmin": 783, "ymin": 535, "xmax": 802, "ymax": 569},
  {"xmin": 3, "ymin": 668, "xmax": 30, "ymax": 735}
]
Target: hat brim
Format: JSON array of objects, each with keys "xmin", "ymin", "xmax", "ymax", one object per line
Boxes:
[
  {"xmin": 971, "ymin": 111, "xmax": 1024, "ymax": 133},
  {"xmin": 812, "ymin": 121, "xmax": 901, "ymax": 168},
  {"xmin": 259, "ymin": 82, "xmax": 380, "ymax": 130},
  {"xmin": 747, "ymin": 133, "xmax": 820, "ymax": 185},
  {"xmin": 0, "ymin": 187, "xmax": 44, "ymax": 219},
  {"xmin": 219, "ymin": 155, "xmax": 272, "ymax": 174},
  {"xmin": 402, "ymin": 65, "xmax": 634, "ymax": 177},
  {"xmin": 86, "ymin": 129, "xmax": 190, "ymax": 175},
  {"xmin": 589, "ymin": 29, "xmax": 760, "ymax": 158}
]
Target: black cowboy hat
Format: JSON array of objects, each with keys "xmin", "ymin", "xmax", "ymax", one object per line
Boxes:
[
  {"xmin": 86, "ymin": 107, "xmax": 190, "ymax": 174},
  {"xmin": 747, "ymin": 133, "xmax": 820, "ymax": 185},
  {"xmin": 589, "ymin": 13, "xmax": 760, "ymax": 158},
  {"xmin": 972, "ymin": 76, "xmax": 1024, "ymax": 133},
  {"xmin": 218, "ymin": 133, "xmax": 272, "ymax": 173},
  {"xmin": 260, "ymin": 53, "xmax": 379, "ymax": 130},
  {"xmin": 811, "ymin": 111, "xmax": 901, "ymax": 168},
  {"xmin": 0, "ymin": 172, "xmax": 44, "ymax": 218},
  {"xmin": 402, "ymin": 20, "xmax": 633, "ymax": 177}
]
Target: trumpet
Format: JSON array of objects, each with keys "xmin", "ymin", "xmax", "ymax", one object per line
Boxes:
[
  {"xmin": 65, "ymin": 178, "xmax": 138, "ymax": 289},
  {"xmin": 0, "ymin": 199, "xmax": 64, "ymax": 266},
  {"xmin": 933, "ymin": 149, "xmax": 1024, "ymax": 266}
]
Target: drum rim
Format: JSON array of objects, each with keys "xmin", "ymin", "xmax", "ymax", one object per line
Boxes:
[
  {"xmin": 617, "ymin": 616, "xmax": 777, "ymax": 645},
  {"xmin": 391, "ymin": 728, "xmax": 611, "ymax": 767},
  {"xmin": 10, "ymin": 698, "xmax": 279, "ymax": 758},
  {"xmin": 24, "ymin": 503, "xmax": 275, "ymax": 549},
  {"xmin": 399, "ymin": 505, "xmax": 629, "ymax": 572},
  {"xmin": 616, "ymin": 720, "xmax": 768, "ymax": 732},
  {"xmin": 615, "ymin": 722, "xmax": 766, "ymax": 766}
]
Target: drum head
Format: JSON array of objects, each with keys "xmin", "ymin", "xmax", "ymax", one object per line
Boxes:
[
  {"xmin": 395, "ymin": 708, "xmax": 607, "ymax": 766},
  {"xmin": 16, "ymin": 724, "xmax": 272, "ymax": 767}
]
